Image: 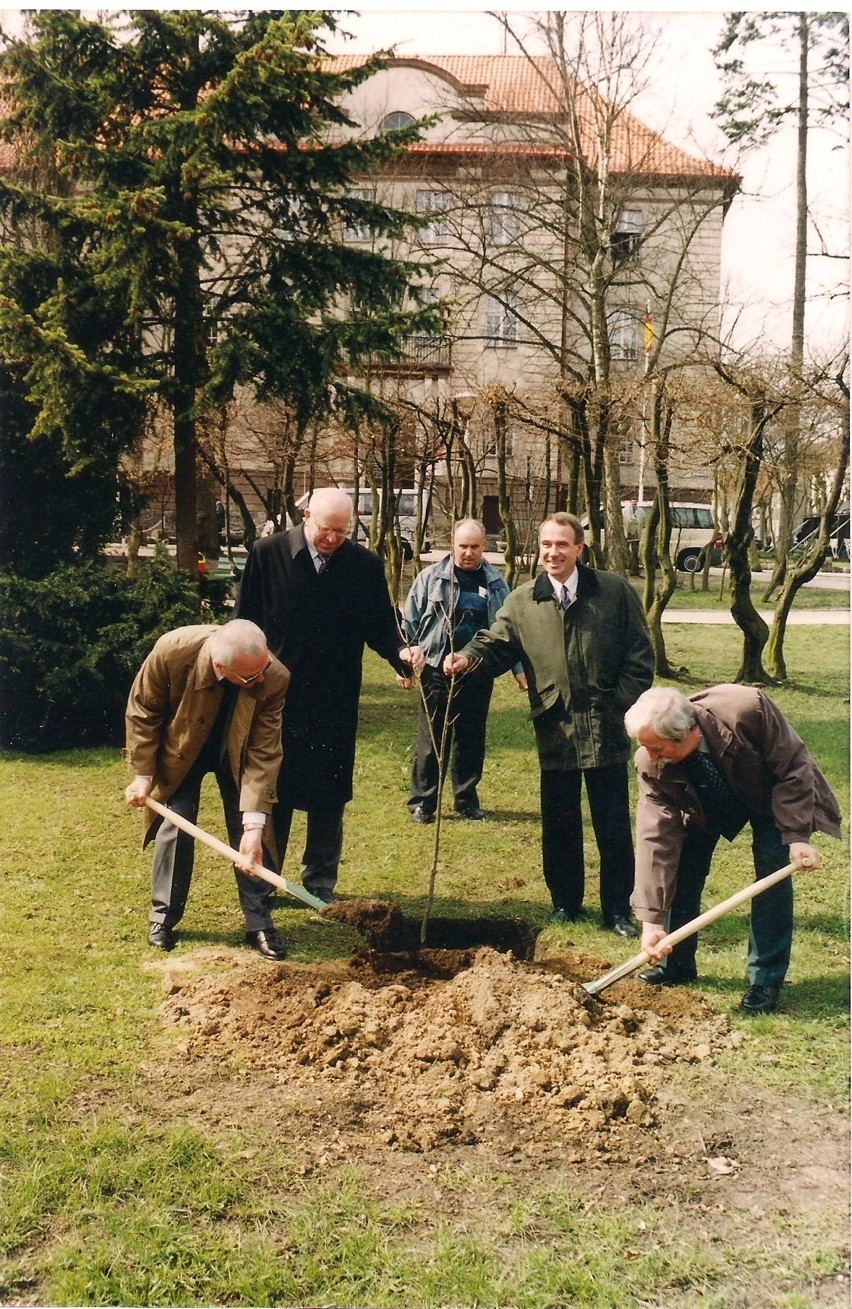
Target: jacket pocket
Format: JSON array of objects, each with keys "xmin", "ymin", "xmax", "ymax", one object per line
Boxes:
[{"xmin": 529, "ymin": 683, "xmax": 562, "ymax": 720}]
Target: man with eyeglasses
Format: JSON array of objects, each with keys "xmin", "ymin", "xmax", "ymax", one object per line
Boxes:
[
  {"xmin": 125, "ymin": 618, "xmax": 289, "ymax": 958},
  {"xmin": 235, "ymin": 486, "xmax": 423, "ymax": 903}
]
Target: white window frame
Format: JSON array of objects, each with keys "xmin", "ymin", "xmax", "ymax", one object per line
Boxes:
[
  {"xmin": 381, "ymin": 110, "xmax": 416, "ymax": 131},
  {"xmin": 611, "ymin": 207, "xmax": 643, "ymax": 261},
  {"xmin": 416, "ymin": 190, "xmax": 451, "ymax": 243},
  {"xmin": 484, "ymin": 427, "xmax": 516, "ymax": 457},
  {"xmin": 608, "ymin": 307, "xmax": 639, "ymax": 362},
  {"xmin": 490, "ymin": 191, "xmax": 521, "ymax": 246},
  {"xmin": 486, "ymin": 293, "xmax": 519, "ymax": 348},
  {"xmin": 343, "ymin": 189, "xmax": 373, "ymax": 243}
]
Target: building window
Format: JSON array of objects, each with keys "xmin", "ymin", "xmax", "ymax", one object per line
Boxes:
[
  {"xmin": 611, "ymin": 208, "xmax": 642, "ymax": 262},
  {"xmin": 416, "ymin": 190, "xmax": 451, "ymax": 243},
  {"xmin": 381, "ymin": 111, "xmax": 415, "ymax": 131},
  {"xmin": 617, "ymin": 429, "xmax": 636, "ymax": 464},
  {"xmin": 484, "ymin": 427, "xmax": 515, "ymax": 457},
  {"xmin": 490, "ymin": 191, "xmax": 521, "ymax": 245},
  {"xmin": 608, "ymin": 307, "xmax": 639, "ymax": 362},
  {"xmin": 486, "ymin": 293, "xmax": 519, "ymax": 347},
  {"xmin": 343, "ymin": 189, "xmax": 372, "ymax": 242}
]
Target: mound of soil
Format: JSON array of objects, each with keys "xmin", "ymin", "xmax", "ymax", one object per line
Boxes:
[{"xmin": 160, "ymin": 943, "xmax": 735, "ymax": 1155}]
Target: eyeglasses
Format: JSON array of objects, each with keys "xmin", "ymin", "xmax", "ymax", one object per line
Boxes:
[{"xmin": 228, "ymin": 658, "xmax": 272, "ymax": 686}]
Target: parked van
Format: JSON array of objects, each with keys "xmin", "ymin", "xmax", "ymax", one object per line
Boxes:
[
  {"xmin": 584, "ymin": 501, "xmax": 721, "ymax": 572},
  {"xmin": 294, "ymin": 486, "xmax": 430, "ymax": 559}
]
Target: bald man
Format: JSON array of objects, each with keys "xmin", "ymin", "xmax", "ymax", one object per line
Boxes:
[{"xmin": 235, "ymin": 488, "xmax": 421, "ymax": 902}]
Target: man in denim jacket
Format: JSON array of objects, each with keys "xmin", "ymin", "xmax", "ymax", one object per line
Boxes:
[{"xmin": 402, "ymin": 519, "xmax": 527, "ymax": 823}]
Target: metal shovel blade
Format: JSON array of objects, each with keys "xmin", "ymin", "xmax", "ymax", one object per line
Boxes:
[{"xmin": 142, "ymin": 795, "xmax": 329, "ymax": 912}]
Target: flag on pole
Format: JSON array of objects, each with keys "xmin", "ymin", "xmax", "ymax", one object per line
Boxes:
[{"xmin": 643, "ymin": 306, "xmax": 654, "ymax": 355}]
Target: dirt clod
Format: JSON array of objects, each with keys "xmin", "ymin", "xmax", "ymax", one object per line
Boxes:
[{"xmin": 160, "ymin": 942, "xmax": 733, "ymax": 1154}]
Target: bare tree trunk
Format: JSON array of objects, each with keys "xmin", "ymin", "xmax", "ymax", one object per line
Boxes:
[
  {"xmin": 494, "ymin": 399, "xmax": 519, "ymax": 589},
  {"xmin": 125, "ymin": 519, "xmax": 142, "ymax": 579},
  {"xmin": 762, "ymin": 14, "xmax": 809, "ymax": 602},
  {"xmin": 640, "ymin": 382, "xmax": 677, "ymax": 675},
  {"xmin": 766, "ymin": 371, "xmax": 850, "ymax": 678}
]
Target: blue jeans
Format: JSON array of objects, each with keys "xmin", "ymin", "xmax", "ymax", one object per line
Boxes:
[{"xmin": 661, "ymin": 812, "xmax": 793, "ymax": 986}]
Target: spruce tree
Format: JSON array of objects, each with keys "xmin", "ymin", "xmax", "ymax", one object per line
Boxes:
[{"xmin": 0, "ymin": 11, "xmax": 436, "ymax": 571}]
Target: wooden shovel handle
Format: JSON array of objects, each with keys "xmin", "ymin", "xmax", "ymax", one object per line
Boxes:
[
  {"xmin": 583, "ymin": 862, "xmax": 797, "ymax": 996},
  {"xmin": 141, "ymin": 795, "xmax": 329, "ymax": 913}
]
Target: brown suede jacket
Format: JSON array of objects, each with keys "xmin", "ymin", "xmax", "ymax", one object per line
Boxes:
[{"xmin": 631, "ymin": 684, "xmax": 842, "ymax": 925}]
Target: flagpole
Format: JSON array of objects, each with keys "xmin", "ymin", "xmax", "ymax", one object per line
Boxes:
[{"xmin": 639, "ymin": 304, "xmax": 653, "ymax": 501}]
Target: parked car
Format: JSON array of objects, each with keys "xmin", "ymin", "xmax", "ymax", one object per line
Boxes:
[
  {"xmin": 294, "ymin": 486, "xmax": 431, "ymax": 559},
  {"xmin": 584, "ymin": 501, "xmax": 722, "ymax": 573}
]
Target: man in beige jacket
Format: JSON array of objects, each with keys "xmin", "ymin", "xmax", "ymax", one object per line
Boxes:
[{"xmin": 125, "ymin": 619, "xmax": 289, "ymax": 958}]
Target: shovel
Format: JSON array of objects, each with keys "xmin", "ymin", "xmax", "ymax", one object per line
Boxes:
[
  {"xmin": 582, "ymin": 862, "xmax": 796, "ymax": 996},
  {"xmin": 142, "ymin": 795, "xmax": 329, "ymax": 912}
]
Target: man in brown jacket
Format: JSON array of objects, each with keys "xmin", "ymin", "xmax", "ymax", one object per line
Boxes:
[
  {"xmin": 125, "ymin": 619, "xmax": 289, "ymax": 958},
  {"xmin": 625, "ymin": 684, "xmax": 842, "ymax": 1012}
]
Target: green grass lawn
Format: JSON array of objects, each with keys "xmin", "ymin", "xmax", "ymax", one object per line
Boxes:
[
  {"xmin": 1, "ymin": 623, "xmax": 848, "ymax": 1307},
  {"xmin": 648, "ymin": 577, "xmax": 850, "ymax": 611}
]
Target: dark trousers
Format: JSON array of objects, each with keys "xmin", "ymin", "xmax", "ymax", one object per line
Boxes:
[
  {"xmin": 150, "ymin": 761, "xmax": 275, "ymax": 933},
  {"xmin": 274, "ymin": 802, "xmax": 345, "ymax": 898},
  {"xmin": 409, "ymin": 664, "xmax": 495, "ymax": 815},
  {"xmin": 540, "ymin": 763, "xmax": 635, "ymax": 922},
  {"xmin": 660, "ymin": 813, "xmax": 794, "ymax": 987}
]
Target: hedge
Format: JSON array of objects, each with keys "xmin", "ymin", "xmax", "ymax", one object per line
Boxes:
[{"xmin": 0, "ymin": 551, "xmax": 229, "ymax": 752}]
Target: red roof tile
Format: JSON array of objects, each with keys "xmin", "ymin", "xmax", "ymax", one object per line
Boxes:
[{"xmin": 327, "ymin": 53, "xmax": 736, "ymax": 182}]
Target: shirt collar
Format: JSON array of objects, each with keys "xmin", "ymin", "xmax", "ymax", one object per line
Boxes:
[{"xmin": 549, "ymin": 571, "xmax": 578, "ymax": 602}]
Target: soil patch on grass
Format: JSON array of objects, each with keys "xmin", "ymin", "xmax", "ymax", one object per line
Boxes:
[
  {"xmin": 157, "ymin": 941, "xmax": 733, "ymax": 1154},
  {"xmin": 149, "ymin": 943, "xmax": 849, "ymax": 1304}
]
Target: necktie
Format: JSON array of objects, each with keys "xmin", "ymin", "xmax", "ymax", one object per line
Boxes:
[
  {"xmin": 560, "ymin": 583, "xmax": 572, "ymax": 610},
  {"xmin": 316, "ymin": 552, "xmax": 330, "ymax": 574}
]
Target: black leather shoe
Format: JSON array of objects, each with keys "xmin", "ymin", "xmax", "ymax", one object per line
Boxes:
[
  {"xmin": 147, "ymin": 922, "xmax": 176, "ymax": 951},
  {"xmin": 638, "ymin": 963, "xmax": 697, "ymax": 986},
  {"xmin": 549, "ymin": 906, "xmax": 585, "ymax": 924},
  {"xmin": 310, "ymin": 888, "xmax": 336, "ymax": 905},
  {"xmin": 410, "ymin": 805, "xmax": 435, "ymax": 825},
  {"xmin": 246, "ymin": 928, "xmax": 287, "ymax": 960},
  {"xmin": 456, "ymin": 806, "xmax": 486, "ymax": 820},
  {"xmin": 739, "ymin": 984, "xmax": 780, "ymax": 1014},
  {"xmin": 610, "ymin": 915, "xmax": 640, "ymax": 939}
]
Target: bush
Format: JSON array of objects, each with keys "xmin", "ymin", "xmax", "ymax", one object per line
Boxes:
[{"xmin": 0, "ymin": 551, "xmax": 227, "ymax": 752}]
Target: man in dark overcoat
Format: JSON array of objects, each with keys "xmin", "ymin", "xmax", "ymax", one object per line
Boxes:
[{"xmin": 235, "ymin": 487, "xmax": 422, "ymax": 901}]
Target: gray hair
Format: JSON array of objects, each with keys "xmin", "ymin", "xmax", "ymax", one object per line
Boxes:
[
  {"xmin": 452, "ymin": 517, "xmax": 486, "ymax": 541},
  {"xmin": 624, "ymin": 686, "xmax": 697, "ymax": 742},
  {"xmin": 208, "ymin": 619, "xmax": 268, "ymax": 670},
  {"xmin": 539, "ymin": 511, "xmax": 584, "ymax": 544},
  {"xmin": 308, "ymin": 487, "xmax": 354, "ymax": 520}
]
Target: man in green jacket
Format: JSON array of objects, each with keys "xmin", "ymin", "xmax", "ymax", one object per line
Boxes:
[{"xmin": 445, "ymin": 512, "xmax": 654, "ymax": 937}]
